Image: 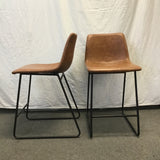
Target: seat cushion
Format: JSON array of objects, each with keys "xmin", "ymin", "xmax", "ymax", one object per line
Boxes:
[
  {"xmin": 86, "ymin": 59, "xmax": 141, "ymax": 73},
  {"xmin": 12, "ymin": 63, "xmax": 60, "ymax": 74}
]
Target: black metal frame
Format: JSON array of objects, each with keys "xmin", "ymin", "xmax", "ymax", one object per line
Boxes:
[
  {"xmin": 13, "ymin": 73, "xmax": 81, "ymax": 139},
  {"xmin": 87, "ymin": 71, "xmax": 140, "ymax": 138}
]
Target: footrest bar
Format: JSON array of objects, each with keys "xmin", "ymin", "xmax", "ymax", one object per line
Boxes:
[
  {"xmin": 92, "ymin": 114, "xmax": 137, "ymax": 118},
  {"xmin": 14, "ymin": 134, "xmax": 80, "ymax": 139},
  {"xmin": 26, "ymin": 116, "xmax": 80, "ymax": 121}
]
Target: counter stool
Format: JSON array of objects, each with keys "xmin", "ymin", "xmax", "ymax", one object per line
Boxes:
[
  {"xmin": 12, "ymin": 33, "xmax": 80, "ymax": 139},
  {"xmin": 85, "ymin": 33, "xmax": 141, "ymax": 138}
]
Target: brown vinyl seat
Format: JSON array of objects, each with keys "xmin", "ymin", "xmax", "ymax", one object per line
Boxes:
[
  {"xmin": 85, "ymin": 33, "xmax": 141, "ymax": 138},
  {"xmin": 85, "ymin": 33, "xmax": 141, "ymax": 73},
  {"xmin": 12, "ymin": 33, "xmax": 78, "ymax": 74},
  {"xmin": 12, "ymin": 33, "xmax": 80, "ymax": 139}
]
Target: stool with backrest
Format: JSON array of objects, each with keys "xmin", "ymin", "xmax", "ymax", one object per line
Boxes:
[
  {"xmin": 12, "ymin": 33, "xmax": 80, "ymax": 139},
  {"xmin": 85, "ymin": 33, "xmax": 141, "ymax": 138}
]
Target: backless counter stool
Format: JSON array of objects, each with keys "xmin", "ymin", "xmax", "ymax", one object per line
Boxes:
[
  {"xmin": 12, "ymin": 33, "xmax": 80, "ymax": 139},
  {"xmin": 85, "ymin": 33, "xmax": 141, "ymax": 138}
]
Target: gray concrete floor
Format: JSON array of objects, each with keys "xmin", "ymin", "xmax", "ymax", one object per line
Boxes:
[{"xmin": 0, "ymin": 109, "xmax": 160, "ymax": 160}]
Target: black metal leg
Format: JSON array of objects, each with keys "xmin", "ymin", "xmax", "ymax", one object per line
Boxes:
[
  {"xmin": 57, "ymin": 74, "xmax": 81, "ymax": 137},
  {"xmin": 26, "ymin": 75, "xmax": 32, "ymax": 120},
  {"xmin": 122, "ymin": 73, "xmax": 126, "ymax": 114},
  {"xmin": 88, "ymin": 71, "xmax": 140, "ymax": 138},
  {"xmin": 90, "ymin": 73, "xmax": 93, "ymax": 138},
  {"xmin": 87, "ymin": 73, "xmax": 92, "ymax": 137},
  {"xmin": 123, "ymin": 71, "xmax": 140, "ymax": 136},
  {"xmin": 134, "ymin": 71, "xmax": 140, "ymax": 136},
  {"xmin": 63, "ymin": 73, "xmax": 80, "ymax": 119},
  {"xmin": 13, "ymin": 74, "xmax": 22, "ymax": 138},
  {"xmin": 87, "ymin": 73, "xmax": 91, "ymax": 116},
  {"xmin": 14, "ymin": 74, "xmax": 80, "ymax": 139}
]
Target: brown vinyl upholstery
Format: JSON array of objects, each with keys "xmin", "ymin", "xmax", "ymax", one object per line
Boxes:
[
  {"xmin": 85, "ymin": 33, "xmax": 141, "ymax": 73},
  {"xmin": 12, "ymin": 33, "xmax": 77, "ymax": 74}
]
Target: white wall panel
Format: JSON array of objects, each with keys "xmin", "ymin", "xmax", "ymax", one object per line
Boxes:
[{"xmin": 0, "ymin": 0, "xmax": 160, "ymax": 108}]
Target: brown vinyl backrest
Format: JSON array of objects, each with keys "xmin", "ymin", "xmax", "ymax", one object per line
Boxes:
[
  {"xmin": 85, "ymin": 33, "xmax": 130, "ymax": 63},
  {"xmin": 57, "ymin": 33, "xmax": 77, "ymax": 73}
]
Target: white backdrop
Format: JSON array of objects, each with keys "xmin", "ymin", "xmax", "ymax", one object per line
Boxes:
[{"xmin": 0, "ymin": 0, "xmax": 160, "ymax": 109}]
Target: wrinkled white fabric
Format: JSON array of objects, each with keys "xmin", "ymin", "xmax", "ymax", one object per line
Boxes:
[{"xmin": 0, "ymin": 0, "xmax": 160, "ymax": 109}]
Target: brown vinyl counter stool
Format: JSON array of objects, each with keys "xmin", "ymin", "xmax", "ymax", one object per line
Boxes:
[
  {"xmin": 85, "ymin": 33, "xmax": 141, "ymax": 138},
  {"xmin": 12, "ymin": 33, "xmax": 80, "ymax": 139}
]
